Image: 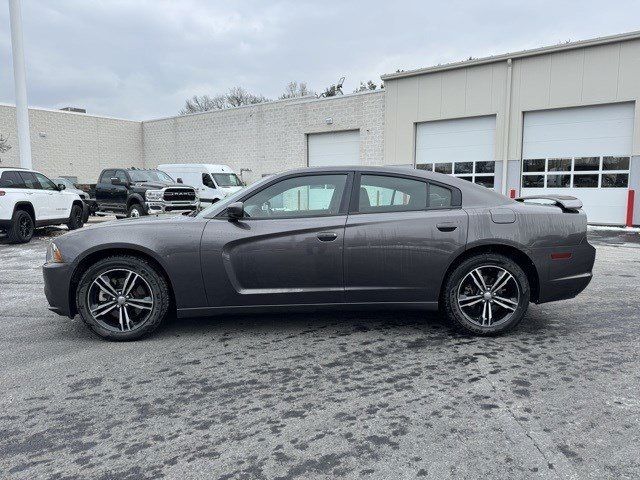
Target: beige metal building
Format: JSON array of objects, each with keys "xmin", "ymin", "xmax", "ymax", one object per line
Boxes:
[{"xmin": 382, "ymin": 31, "xmax": 640, "ymax": 225}]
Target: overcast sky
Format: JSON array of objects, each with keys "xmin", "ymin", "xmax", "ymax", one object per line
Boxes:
[{"xmin": 1, "ymin": 0, "xmax": 639, "ymax": 120}]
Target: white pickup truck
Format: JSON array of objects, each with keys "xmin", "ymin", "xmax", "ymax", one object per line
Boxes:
[{"xmin": 0, "ymin": 167, "xmax": 86, "ymax": 243}]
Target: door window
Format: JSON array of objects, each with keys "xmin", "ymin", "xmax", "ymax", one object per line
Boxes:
[
  {"xmin": 428, "ymin": 183, "xmax": 453, "ymax": 207},
  {"xmin": 100, "ymin": 170, "xmax": 115, "ymax": 183},
  {"xmin": 202, "ymin": 173, "xmax": 216, "ymax": 189},
  {"xmin": 243, "ymin": 174, "xmax": 347, "ymax": 218},
  {"xmin": 114, "ymin": 170, "xmax": 128, "ymax": 183},
  {"xmin": 357, "ymin": 175, "xmax": 427, "ymax": 213},
  {"xmin": 34, "ymin": 173, "xmax": 58, "ymax": 191},
  {"xmin": 18, "ymin": 172, "xmax": 40, "ymax": 189}
]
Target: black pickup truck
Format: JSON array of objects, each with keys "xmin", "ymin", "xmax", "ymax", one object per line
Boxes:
[{"xmin": 95, "ymin": 168, "xmax": 199, "ymax": 218}]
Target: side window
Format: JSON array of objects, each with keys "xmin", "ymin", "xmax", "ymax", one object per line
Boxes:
[
  {"xmin": 18, "ymin": 172, "xmax": 40, "ymax": 189},
  {"xmin": 357, "ymin": 175, "xmax": 427, "ymax": 213},
  {"xmin": 0, "ymin": 171, "xmax": 26, "ymax": 188},
  {"xmin": 428, "ymin": 183, "xmax": 452, "ymax": 208},
  {"xmin": 100, "ymin": 170, "xmax": 114, "ymax": 183},
  {"xmin": 115, "ymin": 170, "xmax": 128, "ymax": 182},
  {"xmin": 243, "ymin": 174, "xmax": 348, "ymax": 219},
  {"xmin": 34, "ymin": 172, "xmax": 58, "ymax": 191},
  {"xmin": 202, "ymin": 173, "xmax": 216, "ymax": 188}
]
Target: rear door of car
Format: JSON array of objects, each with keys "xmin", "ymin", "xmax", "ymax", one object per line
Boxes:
[
  {"xmin": 200, "ymin": 172, "xmax": 353, "ymax": 307},
  {"xmin": 343, "ymin": 172, "xmax": 468, "ymax": 304},
  {"xmin": 17, "ymin": 171, "xmax": 51, "ymax": 220}
]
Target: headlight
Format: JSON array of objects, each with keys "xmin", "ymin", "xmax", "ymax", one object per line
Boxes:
[
  {"xmin": 145, "ymin": 190, "xmax": 163, "ymax": 201},
  {"xmin": 46, "ymin": 242, "xmax": 64, "ymax": 263}
]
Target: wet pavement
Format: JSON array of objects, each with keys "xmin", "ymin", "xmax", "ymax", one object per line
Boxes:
[{"xmin": 0, "ymin": 225, "xmax": 639, "ymax": 479}]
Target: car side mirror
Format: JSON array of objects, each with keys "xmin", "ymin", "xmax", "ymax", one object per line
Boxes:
[
  {"xmin": 57, "ymin": 183, "xmax": 66, "ymax": 190},
  {"xmin": 176, "ymin": 178, "xmax": 183, "ymax": 184},
  {"xmin": 227, "ymin": 202, "xmax": 244, "ymax": 220}
]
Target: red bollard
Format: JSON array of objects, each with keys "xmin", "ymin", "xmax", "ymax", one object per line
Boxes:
[{"xmin": 627, "ymin": 189, "xmax": 635, "ymax": 227}]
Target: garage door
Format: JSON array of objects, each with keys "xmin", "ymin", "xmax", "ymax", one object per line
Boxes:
[
  {"xmin": 521, "ymin": 103, "xmax": 634, "ymax": 225},
  {"xmin": 308, "ymin": 130, "xmax": 360, "ymax": 167},
  {"xmin": 415, "ymin": 116, "xmax": 497, "ymax": 189}
]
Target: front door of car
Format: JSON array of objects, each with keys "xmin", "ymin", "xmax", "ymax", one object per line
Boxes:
[
  {"xmin": 34, "ymin": 172, "xmax": 69, "ymax": 219},
  {"xmin": 344, "ymin": 174, "xmax": 468, "ymax": 304},
  {"xmin": 95, "ymin": 170, "xmax": 114, "ymax": 209},
  {"xmin": 200, "ymin": 173, "xmax": 352, "ymax": 307},
  {"xmin": 111, "ymin": 170, "xmax": 129, "ymax": 210}
]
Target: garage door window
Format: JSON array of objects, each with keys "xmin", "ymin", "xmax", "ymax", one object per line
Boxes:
[
  {"xmin": 521, "ymin": 156, "xmax": 630, "ymax": 189},
  {"xmin": 417, "ymin": 161, "xmax": 495, "ymax": 189}
]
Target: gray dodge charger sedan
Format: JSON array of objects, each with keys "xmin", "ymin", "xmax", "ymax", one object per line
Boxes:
[{"xmin": 43, "ymin": 166, "xmax": 595, "ymax": 340}]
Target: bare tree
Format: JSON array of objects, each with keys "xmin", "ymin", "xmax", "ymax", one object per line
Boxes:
[
  {"xmin": 353, "ymin": 80, "xmax": 380, "ymax": 93},
  {"xmin": 179, "ymin": 87, "xmax": 269, "ymax": 115},
  {"xmin": 226, "ymin": 86, "xmax": 269, "ymax": 108},
  {"xmin": 280, "ymin": 81, "xmax": 314, "ymax": 99},
  {"xmin": 319, "ymin": 76, "xmax": 345, "ymax": 98},
  {"xmin": 0, "ymin": 134, "xmax": 11, "ymax": 156}
]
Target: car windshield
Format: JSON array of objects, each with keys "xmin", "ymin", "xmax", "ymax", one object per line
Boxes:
[
  {"xmin": 212, "ymin": 173, "xmax": 242, "ymax": 187},
  {"xmin": 128, "ymin": 170, "xmax": 174, "ymax": 183}
]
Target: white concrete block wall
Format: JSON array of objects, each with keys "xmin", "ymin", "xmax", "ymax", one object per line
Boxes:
[
  {"xmin": 0, "ymin": 104, "xmax": 143, "ymax": 183},
  {"xmin": 143, "ymin": 90, "xmax": 385, "ymax": 184}
]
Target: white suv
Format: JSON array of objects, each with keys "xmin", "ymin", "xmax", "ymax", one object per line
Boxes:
[{"xmin": 0, "ymin": 167, "xmax": 86, "ymax": 243}]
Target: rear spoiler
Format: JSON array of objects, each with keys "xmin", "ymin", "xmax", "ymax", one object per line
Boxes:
[{"xmin": 515, "ymin": 195, "xmax": 583, "ymax": 212}]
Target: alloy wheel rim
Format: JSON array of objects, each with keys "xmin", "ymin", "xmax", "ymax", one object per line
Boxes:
[
  {"xmin": 456, "ymin": 265, "xmax": 520, "ymax": 327},
  {"xmin": 87, "ymin": 268, "xmax": 154, "ymax": 332},
  {"xmin": 130, "ymin": 208, "xmax": 140, "ymax": 218},
  {"xmin": 19, "ymin": 216, "xmax": 32, "ymax": 237}
]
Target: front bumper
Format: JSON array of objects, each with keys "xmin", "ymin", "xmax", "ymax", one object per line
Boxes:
[
  {"xmin": 145, "ymin": 201, "xmax": 199, "ymax": 215},
  {"xmin": 43, "ymin": 262, "xmax": 75, "ymax": 318}
]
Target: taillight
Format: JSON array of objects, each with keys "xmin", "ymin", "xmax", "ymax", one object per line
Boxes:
[{"xmin": 551, "ymin": 252, "xmax": 572, "ymax": 260}]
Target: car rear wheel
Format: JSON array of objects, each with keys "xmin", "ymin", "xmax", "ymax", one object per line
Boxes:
[
  {"xmin": 76, "ymin": 255, "xmax": 170, "ymax": 340},
  {"xmin": 443, "ymin": 253, "xmax": 530, "ymax": 335},
  {"xmin": 7, "ymin": 209, "xmax": 34, "ymax": 243},
  {"xmin": 67, "ymin": 204, "xmax": 85, "ymax": 230}
]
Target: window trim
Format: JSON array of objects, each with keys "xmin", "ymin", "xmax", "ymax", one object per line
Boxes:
[{"xmin": 215, "ymin": 171, "xmax": 354, "ymax": 220}]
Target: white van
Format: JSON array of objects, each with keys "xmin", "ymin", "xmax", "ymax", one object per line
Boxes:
[{"xmin": 157, "ymin": 164, "xmax": 244, "ymax": 204}]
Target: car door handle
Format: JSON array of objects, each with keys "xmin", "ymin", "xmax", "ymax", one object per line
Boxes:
[
  {"xmin": 317, "ymin": 232, "xmax": 338, "ymax": 242},
  {"xmin": 436, "ymin": 223, "xmax": 457, "ymax": 232}
]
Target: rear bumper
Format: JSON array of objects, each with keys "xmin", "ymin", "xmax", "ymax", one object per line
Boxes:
[
  {"xmin": 42, "ymin": 262, "xmax": 75, "ymax": 318},
  {"xmin": 535, "ymin": 241, "xmax": 596, "ymax": 303}
]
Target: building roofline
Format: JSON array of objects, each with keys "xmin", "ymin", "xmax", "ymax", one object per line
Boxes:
[
  {"xmin": 381, "ymin": 30, "xmax": 640, "ymax": 81},
  {"xmin": 144, "ymin": 89, "xmax": 384, "ymax": 123},
  {"xmin": 0, "ymin": 102, "xmax": 141, "ymax": 123}
]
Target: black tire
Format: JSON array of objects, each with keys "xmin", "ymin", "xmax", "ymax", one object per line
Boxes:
[
  {"xmin": 127, "ymin": 203, "xmax": 145, "ymax": 218},
  {"xmin": 442, "ymin": 253, "xmax": 530, "ymax": 335},
  {"xmin": 67, "ymin": 204, "xmax": 85, "ymax": 230},
  {"xmin": 76, "ymin": 255, "xmax": 170, "ymax": 341},
  {"xmin": 7, "ymin": 209, "xmax": 34, "ymax": 243}
]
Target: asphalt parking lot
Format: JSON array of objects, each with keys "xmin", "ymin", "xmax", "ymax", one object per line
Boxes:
[{"xmin": 1, "ymin": 222, "xmax": 639, "ymax": 479}]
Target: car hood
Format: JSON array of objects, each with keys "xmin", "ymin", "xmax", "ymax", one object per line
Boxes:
[{"xmin": 132, "ymin": 182, "xmax": 193, "ymax": 189}]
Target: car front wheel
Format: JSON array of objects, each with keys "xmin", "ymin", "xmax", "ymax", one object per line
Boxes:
[
  {"xmin": 443, "ymin": 253, "xmax": 530, "ymax": 335},
  {"xmin": 76, "ymin": 255, "xmax": 170, "ymax": 340},
  {"xmin": 67, "ymin": 204, "xmax": 85, "ymax": 230},
  {"xmin": 127, "ymin": 203, "xmax": 144, "ymax": 218}
]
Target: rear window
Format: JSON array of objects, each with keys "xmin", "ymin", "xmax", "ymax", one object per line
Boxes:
[
  {"xmin": 18, "ymin": 172, "xmax": 40, "ymax": 189},
  {"xmin": 0, "ymin": 171, "xmax": 26, "ymax": 188},
  {"xmin": 358, "ymin": 175, "xmax": 428, "ymax": 213}
]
